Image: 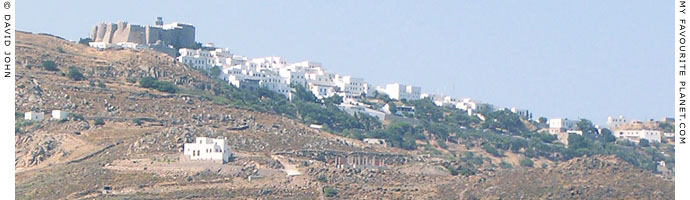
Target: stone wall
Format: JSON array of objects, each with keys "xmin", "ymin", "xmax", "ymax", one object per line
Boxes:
[{"xmin": 90, "ymin": 20, "xmax": 195, "ymax": 49}]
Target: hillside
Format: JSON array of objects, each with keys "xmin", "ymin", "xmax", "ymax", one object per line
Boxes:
[{"xmin": 14, "ymin": 31, "xmax": 673, "ymax": 199}]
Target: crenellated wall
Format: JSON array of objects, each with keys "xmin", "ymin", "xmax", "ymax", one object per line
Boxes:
[{"xmin": 90, "ymin": 20, "xmax": 195, "ymax": 49}]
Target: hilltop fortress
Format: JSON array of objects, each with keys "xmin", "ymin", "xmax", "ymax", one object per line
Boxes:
[{"xmin": 89, "ymin": 17, "xmax": 196, "ymax": 55}]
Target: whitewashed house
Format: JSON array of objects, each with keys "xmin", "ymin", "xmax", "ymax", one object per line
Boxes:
[
  {"xmin": 178, "ymin": 48, "xmax": 214, "ymax": 70},
  {"xmin": 607, "ymin": 115, "xmax": 628, "ymax": 128},
  {"xmin": 377, "ymin": 83, "xmax": 421, "ymax": 100},
  {"xmin": 51, "ymin": 110, "xmax": 69, "ymax": 120},
  {"xmin": 335, "ymin": 75, "xmax": 366, "ymax": 98},
  {"xmin": 24, "ymin": 111, "xmax": 44, "ymax": 121},
  {"xmin": 615, "ymin": 129, "xmax": 661, "ymax": 143},
  {"xmin": 183, "ymin": 137, "xmax": 233, "ymax": 163},
  {"xmin": 548, "ymin": 118, "xmax": 578, "ymax": 134}
]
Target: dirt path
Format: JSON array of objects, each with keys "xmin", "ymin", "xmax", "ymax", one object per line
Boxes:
[{"xmin": 272, "ymin": 155, "xmax": 301, "ymax": 177}]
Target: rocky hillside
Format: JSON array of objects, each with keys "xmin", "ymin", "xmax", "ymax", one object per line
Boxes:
[{"xmin": 14, "ymin": 31, "xmax": 673, "ymax": 199}]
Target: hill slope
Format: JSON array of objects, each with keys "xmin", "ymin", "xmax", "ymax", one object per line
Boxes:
[{"xmin": 14, "ymin": 31, "xmax": 673, "ymax": 199}]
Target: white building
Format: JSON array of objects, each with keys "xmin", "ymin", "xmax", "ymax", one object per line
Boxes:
[
  {"xmin": 548, "ymin": 118, "xmax": 578, "ymax": 134},
  {"xmin": 510, "ymin": 107, "xmax": 532, "ymax": 120},
  {"xmin": 116, "ymin": 42, "xmax": 149, "ymax": 50},
  {"xmin": 310, "ymin": 84, "xmax": 337, "ymax": 99},
  {"xmin": 51, "ymin": 110, "xmax": 69, "ymax": 120},
  {"xmin": 338, "ymin": 102, "xmax": 386, "ymax": 120},
  {"xmin": 178, "ymin": 48, "xmax": 215, "ymax": 70},
  {"xmin": 614, "ymin": 129, "xmax": 661, "ymax": 143},
  {"xmin": 183, "ymin": 137, "xmax": 232, "ymax": 163},
  {"xmin": 607, "ymin": 115, "xmax": 628, "ymax": 128},
  {"xmin": 454, "ymin": 98, "xmax": 494, "ymax": 116},
  {"xmin": 335, "ymin": 75, "xmax": 366, "ymax": 98},
  {"xmin": 88, "ymin": 42, "xmax": 116, "ymax": 49},
  {"xmin": 363, "ymin": 138, "xmax": 389, "ymax": 147},
  {"xmin": 377, "ymin": 83, "xmax": 421, "ymax": 100},
  {"xmin": 24, "ymin": 111, "xmax": 44, "ymax": 121}
]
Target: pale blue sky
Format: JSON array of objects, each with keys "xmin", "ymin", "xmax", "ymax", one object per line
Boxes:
[{"xmin": 18, "ymin": 1, "xmax": 671, "ymax": 125}]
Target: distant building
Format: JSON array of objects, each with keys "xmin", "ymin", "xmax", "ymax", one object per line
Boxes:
[
  {"xmin": 363, "ymin": 138, "xmax": 389, "ymax": 147},
  {"xmin": 548, "ymin": 118, "xmax": 578, "ymax": 134},
  {"xmin": 309, "ymin": 124, "xmax": 324, "ymax": 129},
  {"xmin": 183, "ymin": 137, "xmax": 232, "ymax": 163},
  {"xmin": 454, "ymin": 98, "xmax": 494, "ymax": 116},
  {"xmin": 339, "ymin": 102, "xmax": 386, "ymax": 120},
  {"xmin": 377, "ymin": 83, "xmax": 421, "ymax": 100},
  {"xmin": 614, "ymin": 129, "xmax": 661, "ymax": 143},
  {"xmin": 51, "ymin": 110, "xmax": 69, "ymax": 120},
  {"xmin": 661, "ymin": 117, "xmax": 675, "ymax": 123},
  {"xmin": 510, "ymin": 107, "xmax": 532, "ymax": 120},
  {"xmin": 607, "ymin": 115, "xmax": 628, "ymax": 128},
  {"xmin": 178, "ymin": 48, "xmax": 214, "ymax": 70},
  {"xmin": 90, "ymin": 17, "xmax": 196, "ymax": 50},
  {"xmin": 335, "ymin": 75, "xmax": 366, "ymax": 98},
  {"xmin": 24, "ymin": 111, "xmax": 44, "ymax": 121}
]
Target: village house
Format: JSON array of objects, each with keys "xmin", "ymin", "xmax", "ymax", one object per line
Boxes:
[
  {"xmin": 24, "ymin": 111, "xmax": 44, "ymax": 121},
  {"xmin": 51, "ymin": 110, "xmax": 69, "ymax": 120},
  {"xmin": 377, "ymin": 83, "xmax": 421, "ymax": 101},
  {"xmin": 183, "ymin": 137, "xmax": 233, "ymax": 163},
  {"xmin": 363, "ymin": 138, "xmax": 389, "ymax": 147},
  {"xmin": 614, "ymin": 129, "xmax": 662, "ymax": 143},
  {"xmin": 547, "ymin": 118, "xmax": 578, "ymax": 134}
]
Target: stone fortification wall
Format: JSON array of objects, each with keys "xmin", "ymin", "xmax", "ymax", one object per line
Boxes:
[{"xmin": 90, "ymin": 20, "xmax": 195, "ymax": 49}]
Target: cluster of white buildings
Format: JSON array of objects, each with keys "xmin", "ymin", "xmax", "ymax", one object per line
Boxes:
[
  {"xmin": 176, "ymin": 45, "xmax": 434, "ymax": 105},
  {"xmin": 544, "ymin": 115, "xmax": 670, "ymax": 145},
  {"xmin": 24, "ymin": 110, "xmax": 69, "ymax": 121},
  {"xmin": 605, "ymin": 115, "xmax": 667, "ymax": 143},
  {"xmin": 177, "ymin": 46, "xmax": 377, "ymax": 100}
]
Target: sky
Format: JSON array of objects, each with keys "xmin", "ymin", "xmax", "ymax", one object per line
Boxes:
[{"xmin": 18, "ymin": 1, "xmax": 672, "ymax": 125}]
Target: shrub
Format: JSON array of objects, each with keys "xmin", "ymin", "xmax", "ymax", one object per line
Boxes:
[
  {"xmin": 94, "ymin": 118, "xmax": 105, "ymax": 126},
  {"xmin": 133, "ymin": 118, "xmax": 143, "ymax": 126},
  {"xmin": 519, "ymin": 158, "xmax": 534, "ymax": 167},
  {"xmin": 324, "ymin": 187, "xmax": 338, "ymax": 197},
  {"xmin": 153, "ymin": 81, "xmax": 178, "ymax": 93},
  {"xmin": 41, "ymin": 61, "xmax": 59, "ymax": 71},
  {"xmin": 482, "ymin": 144, "xmax": 502, "ymax": 157},
  {"xmin": 57, "ymin": 46, "xmax": 65, "ymax": 53},
  {"xmin": 499, "ymin": 161, "xmax": 513, "ymax": 169},
  {"xmin": 97, "ymin": 81, "xmax": 106, "ymax": 88},
  {"xmin": 317, "ymin": 175, "xmax": 327, "ymax": 182},
  {"xmin": 139, "ymin": 76, "xmax": 178, "ymax": 93},
  {"xmin": 67, "ymin": 67, "xmax": 85, "ymax": 81},
  {"xmin": 139, "ymin": 76, "xmax": 156, "ymax": 88}
]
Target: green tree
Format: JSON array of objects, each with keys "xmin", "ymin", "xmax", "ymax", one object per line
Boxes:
[
  {"xmin": 538, "ymin": 117, "xmax": 548, "ymax": 124},
  {"xmin": 387, "ymin": 102, "xmax": 397, "ymax": 114},
  {"xmin": 42, "ymin": 61, "xmax": 59, "ymax": 71},
  {"xmin": 78, "ymin": 38, "xmax": 93, "ymax": 46},
  {"xmin": 323, "ymin": 94, "xmax": 343, "ymax": 105},
  {"xmin": 601, "ymin": 128, "xmax": 617, "ymax": 143},
  {"xmin": 639, "ymin": 139, "xmax": 650, "ymax": 147},
  {"xmin": 291, "ymin": 83, "xmax": 318, "ymax": 103},
  {"xmin": 209, "ymin": 66, "xmax": 222, "ymax": 78},
  {"xmin": 67, "ymin": 67, "xmax": 85, "ymax": 81},
  {"xmin": 576, "ymin": 119, "xmax": 598, "ymax": 137}
]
